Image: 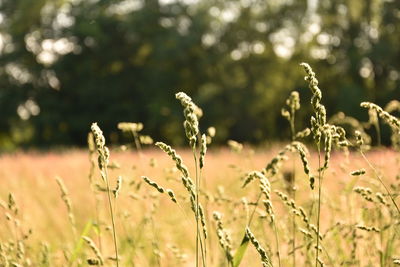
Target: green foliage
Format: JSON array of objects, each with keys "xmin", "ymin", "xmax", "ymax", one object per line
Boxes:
[
  {"xmin": 232, "ymin": 233, "xmax": 249, "ymax": 267},
  {"xmin": 0, "ymin": 0, "xmax": 399, "ymax": 148}
]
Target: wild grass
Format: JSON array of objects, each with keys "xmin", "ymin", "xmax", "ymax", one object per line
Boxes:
[
  {"xmin": 1, "ymin": 63, "xmax": 400, "ymax": 266},
  {"xmin": 0, "ymin": 146, "xmax": 399, "ymax": 265}
]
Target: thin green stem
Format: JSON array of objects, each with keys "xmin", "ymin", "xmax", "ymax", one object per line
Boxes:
[
  {"xmin": 199, "ymin": 170, "xmax": 207, "ymax": 264},
  {"xmin": 193, "ymin": 149, "xmax": 199, "ymax": 267},
  {"xmin": 104, "ymin": 167, "xmax": 119, "ymax": 267},
  {"xmin": 202, "ymin": 169, "xmax": 213, "ymax": 265},
  {"xmin": 193, "ymin": 149, "xmax": 206, "ymax": 267},
  {"xmin": 88, "ymin": 147, "xmax": 103, "ymax": 253},
  {"xmin": 198, "ymin": 224, "xmax": 206, "ymax": 267},
  {"xmin": 273, "ymin": 220, "xmax": 282, "ymax": 267},
  {"xmin": 290, "ymin": 115, "xmax": 296, "ymax": 267},
  {"xmin": 320, "ymin": 242, "xmax": 335, "ymax": 267},
  {"xmin": 249, "ymin": 188, "xmax": 281, "ymax": 267},
  {"xmin": 132, "ymin": 131, "xmax": 143, "ymax": 157},
  {"xmin": 315, "ymin": 144, "xmax": 322, "ymax": 267},
  {"xmin": 379, "ymin": 209, "xmax": 384, "ymax": 267},
  {"xmin": 248, "ymin": 192, "xmax": 263, "ymax": 226},
  {"xmin": 291, "ymin": 165, "xmax": 296, "ymax": 267}
]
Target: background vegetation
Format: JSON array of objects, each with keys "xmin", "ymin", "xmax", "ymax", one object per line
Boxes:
[{"xmin": 0, "ymin": 0, "xmax": 399, "ymax": 150}]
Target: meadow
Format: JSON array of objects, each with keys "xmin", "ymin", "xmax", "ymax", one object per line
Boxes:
[{"xmin": 1, "ymin": 64, "xmax": 400, "ymax": 266}]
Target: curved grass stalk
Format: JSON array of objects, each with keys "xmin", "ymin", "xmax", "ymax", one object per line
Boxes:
[
  {"xmin": 289, "ymin": 99, "xmax": 297, "ymax": 267},
  {"xmin": 104, "ymin": 167, "xmax": 119, "ymax": 266},
  {"xmin": 359, "ymin": 151, "xmax": 400, "ymax": 215},
  {"xmin": 91, "ymin": 123, "xmax": 119, "ymax": 266},
  {"xmin": 246, "ymin": 183, "xmax": 281, "ymax": 266},
  {"xmin": 192, "ymin": 149, "xmax": 206, "ymax": 267},
  {"xmin": 272, "ymin": 220, "xmax": 282, "ymax": 267},
  {"xmin": 315, "ymin": 144, "xmax": 323, "ymax": 267}
]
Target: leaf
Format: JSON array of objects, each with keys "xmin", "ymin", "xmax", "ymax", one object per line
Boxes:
[
  {"xmin": 92, "ymin": 221, "xmax": 101, "ymax": 236},
  {"xmin": 69, "ymin": 220, "xmax": 93, "ymax": 264},
  {"xmin": 232, "ymin": 232, "xmax": 250, "ymax": 267}
]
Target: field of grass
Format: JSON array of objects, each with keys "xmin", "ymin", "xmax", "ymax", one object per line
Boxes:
[
  {"xmin": 1, "ymin": 63, "xmax": 400, "ymax": 267},
  {"xmin": 0, "ymin": 147, "xmax": 399, "ymax": 266}
]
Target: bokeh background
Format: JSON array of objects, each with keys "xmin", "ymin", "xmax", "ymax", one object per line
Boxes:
[{"xmin": 1, "ymin": 0, "xmax": 399, "ymax": 150}]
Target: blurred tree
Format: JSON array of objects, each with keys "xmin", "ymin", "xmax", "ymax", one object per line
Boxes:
[
  {"xmin": 0, "ymin": 0, "xmax": 399, "ymax": 149},
  {"xmin": 311, "ymin": 0, "xmax": 400, "ymax": 142}
]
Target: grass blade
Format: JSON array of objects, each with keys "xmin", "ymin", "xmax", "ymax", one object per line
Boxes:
[
  {"xmin": 69, "ymin": 220, "xmax": 93, "ymax": 264},
  {"xmin": 232, "ymin": 232, "xmax": 250, "ymax": 267}
]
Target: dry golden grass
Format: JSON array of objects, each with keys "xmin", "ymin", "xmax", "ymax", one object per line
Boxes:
[{"xmin": 0, "ymin": 146, "xmax": 399, "ymax": 266}]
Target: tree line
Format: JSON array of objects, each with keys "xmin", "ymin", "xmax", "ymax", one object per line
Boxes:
[{"xmin": 0, "ymin": 0, "xmax": 399, "ymax": 150}]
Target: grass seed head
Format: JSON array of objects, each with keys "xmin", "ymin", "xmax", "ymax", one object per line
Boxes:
[
  {"xmin": 8, "ymin": 193, "xmax": 18, "ymax": 215},
  {"xmin": 155, "ymin": 142, "xmax": 189, "ymax": 178},
  {"xmin": 117, "ymin": 122, "xmax": 143, "ymax": 133},
  {"xmin": 245, "ymin": 227, "xmax": 272, "ymax": 267},
  {"xmin": 91, "ymin": 123, "xmax": 109, "ymax": 172},
  {"xmin": 175, "ymin": 92, "xmax": 200, "ymax": 148},
  {"xmin": 142, "ymin": 176, "xmax": 164, "ymax": 193},
  {"xmin": 113, "ymin": 176, "xmax": 122, "ymax": 198},
  {"xmin": 83, "ymin": 236, "xmax": 104, "ymax": 265},
  {"xmin": 356, "ymin": 225, "xmax": 380, "ymax": 233},
  {"xmin": 361, "ymin": 102, "xmax": 400, "ymax": 133},
  {"xmin": 199, "ymin": 204, "xmax": 207, "ymax": 239},
  {"xmin": 295, "ymin": 128, "xmax": 311, "ymax": 139},
  {"xmin": 55, "ymin": 176, "xmax": 75, "ymax": 230},
  {"xmin": 227, "ymin": 140, "xmax": 243, "ymax": 153},
  {"xmin": 207, "ymin": 127, "xmax": 216, "ymax": 137},
  {"xmin": 262, "ymin": 200, "xmax": 275, "ymax": 223},
  {"xmin": 213, "ymin": 211, "xmax": 233, "ymax": 261},
  {"xmin": 166, "ymin": 189, "xmax": 177, "ymax": 203},
  {"xmin": 301, "ymin": 63, "xmax": 328, "ymax": 144},
  {"xmin": 323, "ymin": 129, "xmax": 332, "ymax": 170},
  {"xmin": 350, "ymin": 169, "xmax": 366, "ymax": 176},
  {"xmin": 139, "ymin": 135, "xmax": 153, "ymax": 145},
  {"xmin": 292, "ymin": 141, "xmax": 314, "ymax": 189},
  {"xmin": 385, "ymin": 100, "xmax": 400, "ymax": 113},
  {"xmin": 375, "ymin": 192, "xmax": 388, "ymax": 206},
  {"xmin": 199, "ymin": 134, "xmax": 207, "ymax": 169}
]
